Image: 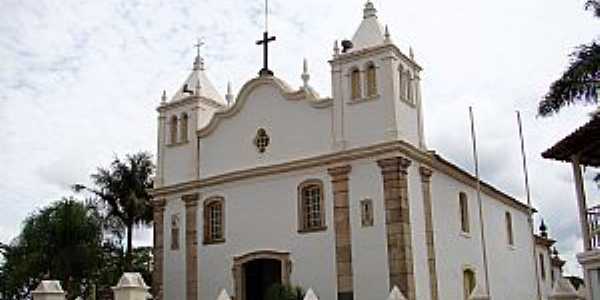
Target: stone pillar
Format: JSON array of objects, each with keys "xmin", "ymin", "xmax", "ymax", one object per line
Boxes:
[
  {"xmin": 112, "ymin": 273, "xmax": 150, "ymax": 300},
  {"xmin": 419, "ymin": 166, "xmax": 439, "ymax": 300},
  {"xmin": 32, "ymin": 281, "xmax": 66, "ymax": 300},
  {"xmin": 377, "ymin": 157, "xmax": 415, "ymax": 300},
  {"xmin": 328, "ymin": 165, "xmax": 354, "ymax": 300},
  {"xmin": 183, "ymin": 193, "xmax": 200, "ymax": 300},
  {"xmin": 152, "ymin": 199, "xmax": 166, "ymax": 300}
]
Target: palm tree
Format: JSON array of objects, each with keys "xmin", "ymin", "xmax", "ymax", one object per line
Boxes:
[
  {"xmin": 538, "ymin": 1, "xmax": 600, "ymax": 116},
  {"xmin": 74, "ymin": 152, "xmax": 155, "ymax": 269}
]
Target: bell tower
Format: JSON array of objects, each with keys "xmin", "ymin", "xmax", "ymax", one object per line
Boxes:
[{"xmin": 330, "ymin": 1, "xmax": 426, "ymax": 151}]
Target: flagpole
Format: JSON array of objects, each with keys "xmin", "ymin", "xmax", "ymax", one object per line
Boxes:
[
  {"xmin": 469, "ymin": 106, "xmax": 491, "ymax": 296},
  {"xmin": 516, "ymin": 110, "xmax": 543, "ymax": 300}
]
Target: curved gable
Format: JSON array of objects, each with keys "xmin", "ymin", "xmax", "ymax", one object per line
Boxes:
[{"xmin": 197, "ymin": 76, "xmax": 333, "ymax": 179}]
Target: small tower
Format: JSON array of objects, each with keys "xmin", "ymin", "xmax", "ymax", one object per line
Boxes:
[
  {"xmin": 156, "ymin": 45, "xmax": 226, "ymax": 187},
  {"xmin": 329, "ymin": 0, "xmax": 426, "ymax": 151}
]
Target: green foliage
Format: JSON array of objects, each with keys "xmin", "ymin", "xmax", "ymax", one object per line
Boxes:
[
  {"xmin": 539, "ymin": 1, "xmax": 600, "ymax": 116},
  {"xmin": 74, "ymin": 152, "xmax": 155, "ymax": 269},
  {"xmin": 0, "ymin": 198, "xmax": 103, "ymax": 299},
  {"xmin": 265, "ymin": 284, "xmax": 305, "ymax": 300}
]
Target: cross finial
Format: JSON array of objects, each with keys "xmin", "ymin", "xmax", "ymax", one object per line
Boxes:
[
  {"xmin": 256, "ymin": 0, "xmax": 276, "ymax": 76},
  {"xmin": 193, "ymin": 38, "xmax": 205, "ymax": 70}
]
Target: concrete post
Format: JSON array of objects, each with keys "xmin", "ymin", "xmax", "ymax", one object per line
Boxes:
[
  {"xmin": 112, "ymin": 273, "xmax": 150, "ymax": 300},
  {"xmin": 32, "ymin": 281, "xmax": 66, "ymax": 300},
  {"xmin": 571, "ymin": 156, "xmax": 591, "ymax": 251},
  {"xmin": 387, "ymin": 286, "xmax": 407, "ymax": 300}
]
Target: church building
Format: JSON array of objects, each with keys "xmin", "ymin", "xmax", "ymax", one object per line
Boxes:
[{"xmin": 150, "ymin": 2, "xmax": 553, "ymax": 299}]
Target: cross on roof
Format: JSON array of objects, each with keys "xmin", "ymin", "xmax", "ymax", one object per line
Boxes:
[
  {"xmin": 256, "ymin": 0, "xmax": 276, "ymax": 76},
  {"xmin": 194, "ymin": 38, "xmax": 205, "ymax": 58}
]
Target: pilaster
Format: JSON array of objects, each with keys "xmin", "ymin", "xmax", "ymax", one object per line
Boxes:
[
  {"xmin": 183, "ymin": 193, "xmax": 200, "ymax": 300},
  {"xmin": 377, "ymin": 157, "xmax": 415, "ymax": 300},
  {"xmin": 328, "ymin": 165, "xmax": 354, "ymax": 300},
  {"xmin": 152, "ymin": 199, "xmax": 166, "ymax": 300},
  {"xmin": 419, "ymin": 166, "xmax": 439, "ymax": 300}
]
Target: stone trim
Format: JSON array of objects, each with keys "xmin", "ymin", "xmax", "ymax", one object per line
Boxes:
[
  {"xmin": 232, "ymin": 250, "xmax": 291, "ymax": 300},
  {"xmin": 419, "ymin": 166, "xmax": 439, "ymax": 300},
  {"xmin": 297, "ymin": 179, "xmax": 327, "ymax": 233},
  {"xmin": 328, "ymin": 165, "xmax": 354, "ymax": 300},
  {"xmin": 150, "ymin": 141, "xmax": 531, "ymax": 215},
  {"xmin": 377, "ymin": 157, "xmax": 415, "ymax": 300},
  {"xmin": 203, "ymin": 196, "xmax": 226, "ymax": 245},
  {"xmin": 183, "ymin": 193, "xmax": 199, "ymax": 300},
  {"xmin": 152, "ymin": 199, "xmax": 166, "ymax": 300}
]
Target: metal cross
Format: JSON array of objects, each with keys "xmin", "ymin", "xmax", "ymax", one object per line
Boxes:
[{"xmin": 194, "ymin": 38, "xmax": 205, "ymax": 58}]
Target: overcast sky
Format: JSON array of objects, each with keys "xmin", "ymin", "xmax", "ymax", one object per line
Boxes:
[{"xmin": 1, "ymin": 0, "xmax": 598, "ymax": 275}]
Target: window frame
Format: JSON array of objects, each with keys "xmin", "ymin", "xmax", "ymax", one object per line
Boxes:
[
  {"xmin": 365, "ymin": 62, "xmax": 378, "ymax": 97},
  {"xmin": 506, "ymin": 211, "xmax": 515, "ymax": 246},
  {"xmin": 203, "ymin": 196, "xmax": 225, "ymax": 245},
  {"xmin": 350, "ymin": 67, "xmax": 362, "ymax": 100},
  {"xmin": 298, "ymin": 179, "xmax": 327, "ymax": 233},
  {"xmin": 463, "ymin": 268, "xmax": 477, "ymax": 300},
  {"xmin": 169, "ymin": 115, "xmax": 178, "ymax": 144},
  {"xmin": 459, "ymin": 192, "xmax": 470, "ymax": 234},
  {"xmin": 180, "ymin": 113, "xmax": 189, "ymax": 143}
]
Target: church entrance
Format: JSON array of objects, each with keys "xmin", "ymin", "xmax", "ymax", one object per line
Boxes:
[
  {"xmin": 244, "ymin": 258, "xmax": 282, "ymax": 300},
  {"xmin": 232, "ymin": 250, "xmax": 291, "ymax": 300}
]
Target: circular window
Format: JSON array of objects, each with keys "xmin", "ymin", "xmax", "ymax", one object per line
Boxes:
[{"xmin": 253, "ymin": 128, "xmax": 270, "ymax": 153}]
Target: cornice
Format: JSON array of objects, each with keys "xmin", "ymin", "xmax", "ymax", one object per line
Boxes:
[
  {"xmin": 157, "ymin": 95, "xmax": 224, "ymax": 113},
  {"xmin": 329, "ymin": 44, "xmax": 422, "ymax": 72}
]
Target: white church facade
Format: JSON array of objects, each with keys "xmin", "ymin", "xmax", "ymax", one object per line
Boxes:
[{"xmin": 150, "ymin": 2, "xmax": 559, "ymax": 300}]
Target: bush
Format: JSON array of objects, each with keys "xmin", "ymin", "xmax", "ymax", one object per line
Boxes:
[{"xmin": 265, "ymin": 283, "xmax": 304, "ymax": 300}]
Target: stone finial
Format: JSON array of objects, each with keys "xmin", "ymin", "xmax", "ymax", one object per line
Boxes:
[
  {"xmin": 387, "ymin": 286, "xmax": 407, "ymax": 300},
  {"xmin": 225, "ymin": 81, "xmax": 234, "ymax": 106},
  {"xmin": 216, "ymin": 289, "xmax": 231, "ymax": 300},
  {"xmin": 409, "ymin": 47, "xmax": 415, "ymax": 60},
  {"xmin": 540, "ymin": 219, "xmax": 548, "ymax": 238},
  {"xmin": 112, "ymin": 273, "xmax": 149, "ymax": 300},
  {"xmin": 333, "ymin": 40, "xmax": 340, "ymax": 56},
  {"xmin": 303, "ymin": 288, "xmax": 318, "ymax": 300},
  {"xmin": 468, "ymin": 284, "xmax": 490, "ymax": 300},
  {"xmin": 161, "ymin": 90, "xmax": 167, "ymax": 104},
  {"xmin": 364, "ymin": 0, "xmax": 377, "ymax": 19},
  {"xmin": 549, "ymin": 277, "xmax": 579, "ymax": 300},
  {"xmin": 384, "ymin": 25, "xmax": 391, "ymax": 43},
  {"xmin": 301, "ymin": 58, "xmax": 310, "ymax": 89},
  {"xmin": 32, "ymin": 280, "xmax": 66, "ymax": 300}
]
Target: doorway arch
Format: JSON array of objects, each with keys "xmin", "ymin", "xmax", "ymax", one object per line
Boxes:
[{"xmin": 232, "ymin": 250, "xmax": 291, "ymax": 300}]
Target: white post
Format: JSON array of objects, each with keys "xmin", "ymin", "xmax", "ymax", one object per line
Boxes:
[
  {"xmin": 31, "ymin": 280, "xmax": 66, "ymax": 300},
  {"xmin": 572, "ymin": 156, "xmax": 591, "ymax": 251},
  {"xmin": 303, "ymin": 288, "xmax": 319, "ymax": 300},
  {"xmin": 469, "ymin": 284, "xmax": 491, "ymax": 300},
  {"xmin": 216, "ymin": 289, "xmax": 231, "ymax": 300},
  {"xmin": 112, "ymin": 273, "xmax": 150, "ymax": 300},
  {"xmin": 387, "ymin": 286, "xmax": 407, "ymax": 300}
]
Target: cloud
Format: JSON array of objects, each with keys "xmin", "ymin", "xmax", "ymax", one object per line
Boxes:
[{"xmin": 0, "ymin": 0, "xmax": 598, "ymax": 277}]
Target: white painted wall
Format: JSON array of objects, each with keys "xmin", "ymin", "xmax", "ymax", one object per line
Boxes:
[
  {"xmin": 197, "ymin": 168, "xmax": 337, "ymax": 300},
  {"xmin": 163, "ymin": 197, "xmax": 186, "ymax": 300},
  {"xmin": 199, "ymin": 83, "xmax": 332, "ymax": 179},
  {"xmin": 536, "ymin": 243, "xmax": 554, "ymax": 299}
]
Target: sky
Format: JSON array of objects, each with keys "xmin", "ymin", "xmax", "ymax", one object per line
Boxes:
[{"xmin": 0, "ymin": 0, "xmax": 598, "ymax": 275}]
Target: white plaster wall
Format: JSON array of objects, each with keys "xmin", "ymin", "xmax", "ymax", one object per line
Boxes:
[
  {"xmin": 199, "ymin": 83, "xmax": 332, "ymax": 179},
  {"xmin": 162, "ymin": 104, "xmax": 197, "ymax": 186},
  {"xmin": 536, "ymin": 244, "xmax": 553, "ymax": 300},
  {"xmin": 348, "ymin": 159, "xmax": 390, "ymax": 300},
  {"xmin": 163, "ymin": 197, "xmax": 186, "ymax": 300},
  {"xmin": 430, "ymin": 170, "xmax": 538, "ymax": 299},
  {"xmin": 407, "ymin": 162, "xmax": 431, "ymax": 300},
  {"xmin": 197, "ymin": 167, "xmax": 337, "ymax": 300}
]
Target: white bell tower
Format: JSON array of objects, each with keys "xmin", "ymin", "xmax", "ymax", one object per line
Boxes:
[{"xmin": 330, "ymin": 1, "xmax": 426, "ymax": 151}]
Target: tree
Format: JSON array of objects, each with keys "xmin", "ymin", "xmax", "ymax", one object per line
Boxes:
[
  {"xmin": 0, "ymin": 198, "xmax": 103, "ymax": 299},
  {"xmin": 74, "ymin": 152, "xmax": 155, "ymax": 269},
  {"xmin": 538, "ymin": 1, "xmax": 600, "ymax": 116}
]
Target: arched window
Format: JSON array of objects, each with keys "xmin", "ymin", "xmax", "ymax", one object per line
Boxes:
[
  {"xmin": 398, "ymin": 65, "xmax": 405, "ymax": 100},
  {"xmin": 351, "ymin": 68, "xmax": 362, "ymax": 100},
  {"xmin": 459, "ymin": 192, "xmax": 470, "ymax": 233},
  {"xmin": 506, "ymin": 211, "xmax": 514, "ymax": 246},
  {"xmin": 298, "ymin": 180, "xmax": 326, "ymax": 232},
  {"xmin": 169, "ymin": 115, "xmax": 178, "ymax": 144},
  {"xmin": 463, "ymin": 269, "xmax": 476, "ymax": 300},
  {"xmin": 539, "ymin": 253, "xmax": 546, "ymax": 281},
  {"xmin": 366, "ymin": 63, "xmax": 377, "ymax": 97},
  {"xmin": 180, "ymin": 113, "xmax": 189, "ymax": 143},
  {"xmin": 204, "ymin": 197, "xmax": 225, "ymax": 244}
]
